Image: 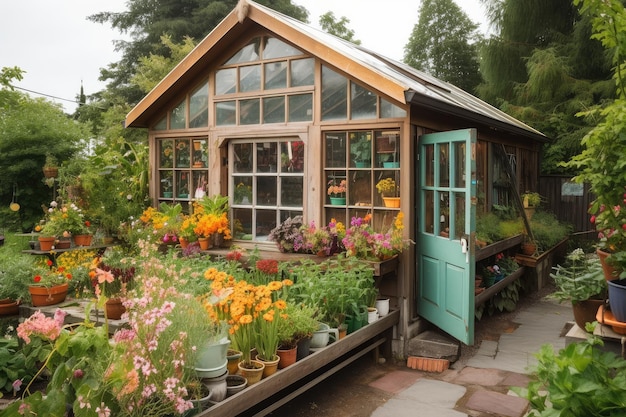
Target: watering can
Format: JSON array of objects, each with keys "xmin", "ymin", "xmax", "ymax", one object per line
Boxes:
[{"xmin": 310, "ymin": 322, "xmax": 339, "ymax": 348}]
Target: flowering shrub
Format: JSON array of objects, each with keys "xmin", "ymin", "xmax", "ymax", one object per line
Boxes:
[
  {"xmin": 376, "ymin": 178, "xmax": 398, "ymax": 196},
  {"xmin": 590, "ymin": 192, "xmax": 626, "ymax": 265},
  {"xmin": 90, "ymin": 251, "xmax": 136, "ymax": 298},
  {"xmin": 36, "ymin": 200, "xmax": 91, "ymax": 236},
  {"xmin": 139, "ymin": 203, "xmax": 183, "ymax": 244},
  {"xmin": 343, "ymin": 212, "xmax": 411, "ymax": 260},
  {"xmin": 32, "ymin": 259, "xmax": 73, "ymax": 288},
  {"xmin": 268, "ymin": 216, "xmax": 306, "ymax": 253},
  {"xmin": 300, "ymin": 219, "xmax": 346, "ymax": 256}
]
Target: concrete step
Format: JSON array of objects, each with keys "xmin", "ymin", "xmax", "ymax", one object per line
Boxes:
[{"xmin": 407, "ymin": 330, "xmax": 461, "ymax": 362}]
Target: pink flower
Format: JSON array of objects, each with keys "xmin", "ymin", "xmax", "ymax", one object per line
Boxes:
[
  {"xmin": 96, "ymin": 268, "xmax": 114, "ymax": 285},
  {"xmin": 17, "ymin": 311, "xmax": 63, "ymax": 343},
  {"xmin": 12, "ymin": 379, "xmax": 22, "ymax": 393}
]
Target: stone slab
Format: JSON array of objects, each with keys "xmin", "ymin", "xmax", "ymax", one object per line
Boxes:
[
  {"xmin": 465, "ymin": 390, "xmax": 529, "ymax": 417},
  {"xmin": 407, "ymin": 330, "xmax": 461, "ymax": 361}
]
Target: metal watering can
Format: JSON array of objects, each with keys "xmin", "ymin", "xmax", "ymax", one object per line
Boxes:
[{"xmin": 310, "ymin": 322, "xmax": 339, "ymax": 348}]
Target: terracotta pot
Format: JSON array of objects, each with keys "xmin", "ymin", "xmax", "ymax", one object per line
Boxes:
[
  {"xmin": 73, "ymin": 234, "xmax": 92, "ymax": 247},
  {"xmin": 105, "ymin": 298, "xmax": 126, "ymax": 320},
  {"xmin": 255, "ymin": 354, "xmax": 280, "ymax": 378},
  {"xmin": 276, "ymin": 347, "xmax": 297, "ymax": 369},
  {"xmin": 227, "ymin": 349, "xmax": 243, "ymax": 374},
  {"xmin": 38, "ymin": 236, "xmax": 56, "ymax": 251},
  {"xmin": 0, "ymin": 298, "xmax": 20, "ymax": 316},
  {"xmin": 597, "ymin": 248, "xmax": 621, "ymax": 281},
  {"xmin": 179, "ymin": 237, "xmax": 189, "ymax": 249},
  {"xmin": 198, "ymin": 237, "xmax": 211, "ymax": 250},
  {"xmin": 29, "ymin": 283, "xmax": 68, "ymax": 307},
  {"xmin": 572, "ymin": 299, "xmax": 604, "ymax": 331},
  {"xmin": 521, "ymin": 243, "xmax": 537, "ymax": 256},
  {"xmin": 43, "ymin": 167, "xmax": 58, "ymax": 178},
  {"xmin": 237, "ymin": 360, "xmax": 265, "ymax": 386},
  {"xmin": 55, "ymin": 239, "xmax": 71, "ymax": 249}
]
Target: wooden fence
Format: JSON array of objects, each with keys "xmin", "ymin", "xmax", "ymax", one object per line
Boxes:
[{"xmin": 538, "ymin": 175, "xmax": 594, "ymax": 233}]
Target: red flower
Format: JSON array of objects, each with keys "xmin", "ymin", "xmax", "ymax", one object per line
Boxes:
[
  {"xmin": 256, "ymin": 259, "xmax": 279, "ymax": 275},
  {"xmin": 34, "ymin": 275, "xmax": 42, "ymax": 283},
  {"xmin": 84, "ymin": 221, "xmax": 91, "ymax": 228},
  {"xmin": 66, "ymin": 273, "xmax": 72, "ymax": 280},
  {"xmin": 46, "ymin": 259, "xmax": 53, "ymax": 267}
]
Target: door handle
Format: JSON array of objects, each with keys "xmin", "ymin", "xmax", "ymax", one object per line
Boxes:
[{"xmin": 460, "ymin": 237, "xmax": 469, "ymax": 264}]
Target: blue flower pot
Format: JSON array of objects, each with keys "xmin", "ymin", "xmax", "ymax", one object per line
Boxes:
[{"xmin": 608, "ymin": 278, "xmax": 626, "ymax": 322}]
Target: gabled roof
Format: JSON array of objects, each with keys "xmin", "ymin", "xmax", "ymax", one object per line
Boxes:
[{"xmin": 125, "ymin": 0, "xmax": 546, "ymax": 141}]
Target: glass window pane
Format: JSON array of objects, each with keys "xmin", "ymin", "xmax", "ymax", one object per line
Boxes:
[
  {"xmin": 256, "ymin": 209, "xmax": 277, "ymax": 240},
  {"xmin": 233, "ymin": 143, "xmax": 253, "ymax": 173},
  {"xmin": 176, "ymin": 171, "xmax": 190, "ymax": 199},
  {"xmin": 325, "ymin": 133, "xmax": 347, "ymax": 168},
  {"xmin": 256, "ymin": 177, "xmax": 277, "ymax": 206},
  {"xmin": 424, "ymin": 190, "xmax": 434, "ymax": 234},
  {"xmin": 216, "ymin": 101, "xmax": 236, "ymax": 126},
  {"xmin": 192, "ymin": 171, "xmax": 207, "ymax": 198},
  {"xmin": 233, "ymin": 177, "xmax": 253, "ymax": 205},
  {"xmin": 351, "ymin": 83, "xmax": 377, "ymax": 120},
  {"xmin": 263, "ymin": 37, "xmax": 302, "ymax": 59},
  {"xmin": 349, "ymin": 170, "xmax": 371, "ymax": 206},
  {"xmin": 192, "ymin": 139, "xmax": 207, "ymax": 168},
  {"xmin": 189, "ymin": 82, "xmax": 208, "ymax": 128},
  {"xmin": 215, "ymin": 68, "xmax": 237, "ymax": 95},
  {"xmin": 321, "ymin": 65, "xmax": 347, "ymax": 121},
  {"xmin": 454, "ymin": 192, "xmax": 465, "ymax": 238},
  {"xmin": 265, "ymin": 61, "xmax": 287, "ymax": 90},
  {"xmin": 240, "ymin": 99, "xmax": 260, "ymax": 125},
  {"xmin": 160, "ymin": 140, "xmax": 174, "ymax": 168},
  {"xmin": 154, "ymin": 115, "xmax": 167, "ymax": 130},
  {"xmin": 281, "ymin": 177, "xmax": 303, "ymax": 206},
  {"xmin": 381, "ymin": 98, "xmax": 406, "ymax": 118},
  {"xmin": 454, "ymin": 142, "xmax": 466, "ymax": 188},
  {"xmin": 257, "ymin": 142, "xmax": 278, "ymax": 172},
  {"xmin": 288, "ymin": 94, "xmax": 312, "ymax": 122},
  {"xmin": 160, "ymin": 170, "xmax": 173, "ymax": 198},
  {"xmin": 439, "ymin": 192, "xmax": 450, "ymax": 237},
  {"xmin": 232, "ymin": 208, "xmax": 253, "ymax": 239},
  {"xmin": 225, "ymin": 38, "xmax": 261, "ymax": 65},
  {"xmin": 281, "ymin": 140, "xmax": 304, "ymax": 173},
  {"xmin": 291, "ymin": 58, "xmax": 314, "ymax": 87},
  {"xmin": 376, "ymin": 131, "xmax": 399, "ymax": 168},
  {"xmin": 175, "ymin": 139, "xmax": 190, "ymax": 168},
  {"xmin": 240, "ymin": 65, "xmax": 261, "ymax": 92},
  {"xmin": 263, "ymin": 96, "xmax": 285, "ymax": 124},
  {"xmin": 170, "ymin": 99, "xmax": 186, "ymax": 129},
  {"xmin": 439, "ymin": 143, "xmax": 450, "ymax": 187},
  {"xmin": 349, "ymin": 131, "xmax": 372, "ymax": 168},
  {"xmin": 424, "ymin": 144, "xmax": 434, "ymax": 187}
]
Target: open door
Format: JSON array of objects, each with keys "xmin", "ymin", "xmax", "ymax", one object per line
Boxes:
[{"xmin": 416, "ymin": 129, "xmax": 476, "ymax": 345}]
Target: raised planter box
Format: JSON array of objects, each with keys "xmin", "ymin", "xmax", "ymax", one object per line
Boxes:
[
  {"xmin": 197, "ymin": 309, "xmax": 400, "ymax": 416},
  {"xmin": 515, "ymin": 237, "xmax": 568, "ymax": 290}
]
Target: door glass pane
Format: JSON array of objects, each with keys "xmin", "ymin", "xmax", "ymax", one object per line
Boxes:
[
  {"xmin": 325, "ymin": 133, "xmax": 346, "ymax": 168},
  {"xmin": 288, "ymin": 94, "xmax": 312, "ymax": 122},
  {"xmin": 424, "ymin": 144, "xmax": 434, "ymax": 187},
  {"xmin": 281, "ymin": 140, "xmax": 304, "ymax": 173},
  {"xmin": 170, "ymin": 99, "xmax": 186, "ymax": 129},
  {"xmin": 257, "ymin": 142, "xmax": 277, "ymax": 172},
  {"xmin": 321, "ymin": 66, "xmax": 347, "ymax": 121},
  {"xmin": 281, "ymin": 177, "xmax": 303, "ymax": 206},
  {"xmin": 216, "ymin": 101, "xmax": 236, "ymax": 125},
  {"xmin": 454, "ymin": 142, "xmax": 466, "ymax": 188},
  {"xmin": 291, "ymin": 58, "xmax": 314, "ymax": 87},
  {"xmin": 189, "ymin": 82, "xmax": 208, "ymax": 128},
  {"xmin": 175, "ymin": 140, "xmax": 190, "ymax": 168},
  {"xmin": 351, "ymin": 83, "xmax": 377, "ymax": 120},
  {"xmin": 264, "ymin": 61, "xmax": 287, "ymax": 90},
  {"xmin": 257, "ymin": 177, "xmax": 277, "ymax": 206},
  {"xmin": 233, "ymin": 143, "xmax": 253, "ymax": 173},
  {"xmin": 423, "ymin": 190, "xmax": 434, "ymax": 234},
  {"xmin": 240, "ymin": 65, "xmax": 261, "ymax": 92},
  {"xmin": 454, "ymin": 192, "xmax": 466, "ymax": 239},
  {"xmin": 240, "ymin": 99, "xmax": 260, "ymax": 125},
  {"xmin": 215, "ymin": 68, "xmax": 237, "ymax": 95},
  {"xmin": 438, "ymin": 143, "xmax": 450, "ymax": 187},
  {"xmin": 439, "ymin": 192, "xmax": 450, "ymax": 238},
  {"xmin": 263, "ymin": 96, "xmax": 285, "ymax": 124}
]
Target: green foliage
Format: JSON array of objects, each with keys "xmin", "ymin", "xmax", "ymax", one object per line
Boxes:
[
  {"xmin": 516, "ymin": 333, "xmax": 626, "ymax": 416},
  {"xmin": 475, "ymin": 277, "xmax": 524, "ymax": 320},
  {"xmin": 529, "ymin": 211, "xmax": 572, "ymax": 252},
  {"xmin": 0, "ymin": 252, "xmax": 37, "ymax": 302},
  {"xmin": 550, "ymin": 248, "xmax": 607, "ymax": 303},
  {"xmin": 318, "ymin": 12, "xmax": 360, "ymax": 45},
  {"xmin": 403, "ymin": 0, "xmax": 482, "ymax": 93}
]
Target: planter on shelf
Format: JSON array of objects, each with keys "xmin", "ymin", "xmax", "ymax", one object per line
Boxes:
[
  {"xmin": 201, "ymin": 370, "xmax": 228, "ymax": 402},
  {"xmin": 367, "ymin": 307, "xmax": 378, "ymax": 323},
  {"xmin": 73, "ymin": 234, "xmax": 92, "ymax": 247},
  {"xmin": 310, "ymin": 322, "xmax": 338, "ymax": 348},
  {"xmin": 0, "ymin": 298, "xmax": 20, "ymax": 316},
  {"xmin": 375, "ymin": 298, "xmax": 390, "ymax": 317},
  {"xmin": 276, "ymin": 346, "xmax": 297, "ymax": 369},
  {"xmin": 38, "ymin": 236, "xmax": 56, "ymax": 251},
  {"xmin": 355, "ymin": 161, "xmax": 370, "ymax": 168},
  {"xmin": 572, "ymin": 299, "xmax": 605, "ymax": 330},
  {"xmin": 382, "ymin": 162, "xmax": 400, "ymax": 168},
  {"xmin": 329, "ymin": 197, "xmax": 346, "ymax": 205},
  {"xmin": 255, "ymin": 354, "xmax": 280, "ymax": 378},
  {"xmin": 163, "ymin": 191, "xmax": 173, "ymax": 198},
  {"xmin": 226, "ymin": 375, "xmax": 247, "ymax": 396},
  {"xmin": 296, "ymin": 337, "xmax": 311, "ymax": 360},
  {"xmin": 55, "ymin": 238, "xmax": 71, "ymax": 249},
  {"xmin": 521, "ymin": 242, "xmax": 537, "ymax": 256},
  {"xmin": 608, "ymin": 278, "xmax": 626, "ymax": 322},
  {"xmin": 198, "ymin": 237, "xmax": 211, "ymax": 250},
  {"xmin": 597, "ymin": 248, "xmax": 622, "ymax": 281},
  {"xmin": 382, "ymin": 197, "xmax": 400, "ymax": 208},
  {"xmin": 196, "ymin": 337, "xmax": 230, "ymax": 370},
  {"xmin": 226, "ymin": 349, "xmax": 243, "ymax": 375},
  {"xmin": 105, "ymin": 298, "xmax": 126, "ymax": 320},
  {"xmin": 28, "ymin": 283, "xmax": 69, "ymax": 307},
  {"xmin": 179, "ymin": 237, "xmax": 190, "ymax": 249},
  {"xmin": 237, "ymin": 360, "xmax": 265, "ymax": 386}
]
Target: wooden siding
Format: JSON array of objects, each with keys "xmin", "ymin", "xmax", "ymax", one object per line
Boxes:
[{"xmin": 538, "ymin": 175, "xmax": 593, "ymax": 233}]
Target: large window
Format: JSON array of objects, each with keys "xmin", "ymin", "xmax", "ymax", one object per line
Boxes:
[
  {"xmin": 230, "ymin": 138, "xmax": 305, "ymax": 241},
  {"xmin": 157, "ymin": 138, "xmax": 209, "ymax": 209},
  {"xmin": 324, "ymin": 130, "xmax": 400, "ymax": 230}
]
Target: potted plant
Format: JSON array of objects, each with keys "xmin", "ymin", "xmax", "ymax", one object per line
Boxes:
[
  {"xmin": 91, "ymin": 249, "xmax": 136, "ymax": 319},
  {"xmin": 550, "ymin": 248, "xmax": 607, "ymax": 331},
  {"xmin": 42, "ymin": 153, "xmax": 59, "ymax": 179},
  {"xmin": 29, "ymin": 260, "xmax": 72, "ymax": 306},
  {"xmin": 521, "ymin": 191, "xmax": 541, "ymax": 219},
  {"xmin": 0, "ymin": 254, "xmax": 37, "ymax": 313},
  {"xmin": 376, "ymin": 177, "xmax": 400, "ymax": 207},
  {"xmin": 350, "ymin": 133, "xmax": 372, "ymax": 167},
  {"xmin": 327, "ymin": 179, "xmax": 347, "ymax": 205},
  {"xmin": 234, "ymin": 181, "xmax": 252, "ymax": 204},
  {"xmin": 268, "ymin": 215, "xmax": 306, "ymax": 253},
  {"xmin": 276, "ymin": 303, "xmax": 319, "ymax": 365}
]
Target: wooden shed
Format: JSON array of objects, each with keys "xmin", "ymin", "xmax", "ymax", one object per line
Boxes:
[{"xmin": 125, "ymin": 0, "xmax": 546, "ymax": 351}]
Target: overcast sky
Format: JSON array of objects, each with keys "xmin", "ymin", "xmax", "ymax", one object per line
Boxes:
[{"xmin": 0, "ymin": 0, "xmax": 487, "ymax": 114}]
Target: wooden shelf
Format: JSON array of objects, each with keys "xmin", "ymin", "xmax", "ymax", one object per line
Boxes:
[{"xmin": 475, "ymin": 234, "xmax": 523, "ymax": 262}]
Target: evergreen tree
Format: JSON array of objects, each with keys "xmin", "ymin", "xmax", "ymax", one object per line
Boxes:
[{"xmin": 403, "ymin": 0, "xmax": 482, "ymax": 93}]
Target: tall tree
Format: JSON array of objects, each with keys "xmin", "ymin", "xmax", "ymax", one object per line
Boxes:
[
  {"xmin": 403, "ymin": 0, "xmax": 482, "ymax": 93},
  {"xmin": 318, "ymin": 12, "xmax": 361, "ymax": 45},
  {"xmin": 477, "ymin": 0, "xmax": 613, "ymax": 174}
]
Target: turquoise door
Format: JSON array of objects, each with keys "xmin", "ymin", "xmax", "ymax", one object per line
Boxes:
[{"xmin": 417, "ymin": 129, "xmax": 476, "ymax": 345}]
